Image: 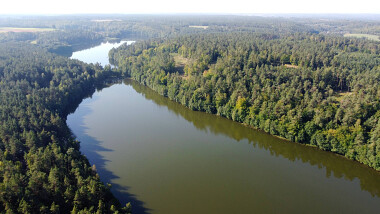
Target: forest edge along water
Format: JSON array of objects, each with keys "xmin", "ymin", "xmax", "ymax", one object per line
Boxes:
[{"xmin": 67, "ymin": 42, "xmax": 380, "ymax": 213}]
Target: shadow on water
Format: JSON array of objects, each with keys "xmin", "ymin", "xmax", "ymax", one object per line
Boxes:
[
  {"xmin": 125, "ymin": 79, "xmax": 380, "ymax": 198},
  {"xmin": 67, "ymin": 88, "xmax": 151, "ymax": 214}
]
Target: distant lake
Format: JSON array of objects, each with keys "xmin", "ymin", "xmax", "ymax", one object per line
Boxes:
[
  {"xmin": 67, "ymin": 42, "xmax": 380, "ymax": 214},
  {"xmin": 70, "ymin": 41, "xmax": 134, "ymax": 66}
]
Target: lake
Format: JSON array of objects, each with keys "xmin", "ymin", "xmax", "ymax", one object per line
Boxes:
[
  {"xmin": 67, "ymin": 42, "xmax": 380, "ymax": 213},
  {"xmin": 70, "ymin": 41, "xmax": 134, "ymax": 66}
]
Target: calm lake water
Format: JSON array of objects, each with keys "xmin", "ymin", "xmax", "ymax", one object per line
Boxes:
[
  {"xmin": 70, "ymin": 41, "xmax": 134, "ymax": 66},
  {"xmin": 67, "ymin": 42, "xmax": 380, "ymax": 214}
]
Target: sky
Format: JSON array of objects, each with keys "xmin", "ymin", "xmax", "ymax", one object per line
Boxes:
[{"xmin": 0, "ymin": 0, "xmax": 379, "ymax": 14}]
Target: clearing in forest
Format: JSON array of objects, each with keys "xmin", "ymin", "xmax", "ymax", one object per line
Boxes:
[
  {"xmin": 344, "ymin": 33, "xmax": 380, "ymax": 41},
  {"xmin": 284, "ymin": 64, "xmax": 299, "ymax": 68},
  {"xmin": 172, "ymin": 53, "xmax": 191, "ymax": 74},
  {"xmin": 91, "ymin": 19, "xmax": 121, "ymax": 22},
  {"xmin": 334, "ymin": 91, "xmax": 354, "ymax": 103},
  {"xmin": 0, "ymin": 27, "xmax": 55, "ymax": 33},
  {"xmin": 189, "ymin": 25, "xmax": 209, "ymax": 29}
]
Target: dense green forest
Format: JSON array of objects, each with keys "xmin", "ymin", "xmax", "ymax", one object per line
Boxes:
[
  {"xmin": 0, "ymin": 14, "xmax": 379, "ymax": 213},
  {"xmin": 0, "ymin": 42, "xmax": 130, "ymax": 213},
  {"xmin": 1, "ymin": 15, "xmax": 379, "ymax": 50},
  {"xmin": 110, "ymin": 32, "xmax": 380, "ymax": 170}
]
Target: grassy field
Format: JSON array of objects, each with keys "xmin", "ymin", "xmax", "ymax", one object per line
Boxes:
[
  {"xmin": 0, "ymin": 27, "xmax": 55, "ymax": 33},
  {"xmin": 344, "ymin": 33, "xmax": 380, "ymax": 41},
  {"xmin": 171, "ymin": 53, "xmax": 190, "ymax": 74},
  {"xmin": 91, "ymin": 19, "xmax": 121, "ymax": 22},
  {"xmin": 189, "ymin": 25, "xmax": 209, "ymax": 29},
  {"xmin": 334, "ymin": 91, "xmax": 354, "ymax": 103}
]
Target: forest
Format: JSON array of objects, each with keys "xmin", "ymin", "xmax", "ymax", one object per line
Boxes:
[
  {"xmin": 0, "ymin": 14, "xmax": 379, "ymax": 213},
  {"xmin": 110, "ymin": 32, "xmax": 380, "ymax": 170}
]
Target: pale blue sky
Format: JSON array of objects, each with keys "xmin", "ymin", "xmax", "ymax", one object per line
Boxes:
[{"xmin": 1, "ymin": 0, "xmax": 379, "ymax": 14}]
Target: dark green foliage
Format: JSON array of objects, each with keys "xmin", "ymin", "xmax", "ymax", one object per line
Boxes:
[
  {"xmin": 111, "ymin": 32, "xmax": 380, "ymax": 170},
  {"xmin": 0, "ymin": 43, "xmax": 129, "ymax": 213}
]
